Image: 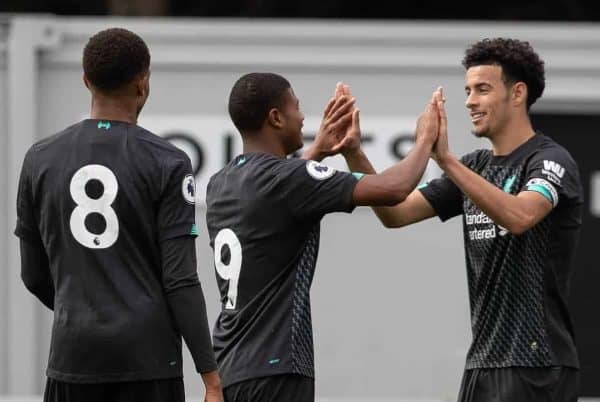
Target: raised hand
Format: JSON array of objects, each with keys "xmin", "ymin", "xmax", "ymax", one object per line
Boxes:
[
  {"xmin": 414, "ymin": 88, "xmax": 441, "ymax": 147},
  {"xmin": 332, "ymin": 108, "xmax": 361, "ymax": 156},
  {"xmin": 331, "ymin": 82, "xmax": 362, "ymax": 156},
  {"xmin": 432, "ymin": 88, "xmax": 450, "ymax": 164},
  {"xmin": 307, "ymin": 93, "xmax": 355, "ymax": 160}
]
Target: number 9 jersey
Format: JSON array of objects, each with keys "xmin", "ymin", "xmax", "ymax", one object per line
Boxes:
[
  {"xmin": 206, "ymin": 153, "xmax": 359, "ymax": 388},
  {"xmin": 14, "ymin": 119, "xmax": 198, "ymax": 383}
]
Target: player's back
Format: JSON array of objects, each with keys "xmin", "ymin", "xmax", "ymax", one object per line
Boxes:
[
  {"xmin": 206, "ymin": 153, "xmax": 314, "ymax": 302},
  {"xmin": 21, "ymin": 119, "xmax": 196, "ymax": 382},
  {"xmin": 206, "ymin": 152, "xmax": 357, "ymax": 387}
]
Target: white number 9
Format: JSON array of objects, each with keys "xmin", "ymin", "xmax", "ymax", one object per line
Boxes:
[{"xmin": 214, "ymin": 228, "xmax": 242, "ymax": 309}]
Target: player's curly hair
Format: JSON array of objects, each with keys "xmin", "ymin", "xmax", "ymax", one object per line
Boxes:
[
  {"xmin": 228, "ymin": 72, "xmax": 291, "ymax": 132},
  {"xmin": 83, "ymin": 28, "xmax": 150, "ymax": 91},
  {"xmin": 462, "ymin": 38, "xmax": 545, "ymax": 109}
]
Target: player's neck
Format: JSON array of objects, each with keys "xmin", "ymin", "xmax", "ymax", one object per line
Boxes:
[
  {"xmin": 242, "ymin": 135, "xmax": 287, "ymax": 159},
  {"xmin": 90, "ymin": 96, "xmax": 139, "ymax": 125},
  {"xmin": 490, "ymin": 115, "xmax": 536, "ymax": 156}
]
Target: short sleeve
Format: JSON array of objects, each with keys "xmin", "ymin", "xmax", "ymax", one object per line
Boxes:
[
  {"xmin": 520, "ymin": 144, "xmax": 582, "ymax": 208},
  {"xmin": 271, "ymin": 159, "xmax": 359, "ymax": 221},
  {"xmin": 14, "ymin": 148, "xmax": 41, "ymax": 242},
  {"xmin": 156, "ymin": 156, "xmax": 199, "ymax": 241},
  {"xmin": 419, "ymin": 151, "xmax": 483, "ymax": 222},
  {"xmin": 419, "ymin": 175, "xmax": 463, "ymax": 222}
]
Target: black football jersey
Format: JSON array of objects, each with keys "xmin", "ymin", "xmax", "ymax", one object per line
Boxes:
[
  {"xmin": 14, "ymin": 119, "xmax": 199, "ymax": 383},
  {"xmin": 420, "ymin": 133, "xmax": 583, "ymax": 369},
  {"xmin": 205, "ymin": 153, "xmax": 359, "ymax": 387}
]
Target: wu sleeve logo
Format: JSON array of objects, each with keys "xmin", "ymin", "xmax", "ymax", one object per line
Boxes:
[
  {"xmin": 306, "ymin": 160, "xmax": 336, "ymax": 180},
  {"xmin": 182, "ymin": 174, "xmax": 196, "ymax": 204},
  {"xmin": 543, "ymin": 160, "xmax": 565, "ymax": 178},
  {"xmin": 542, "ymin": 160, "xmax": 565, "ymax": 185}
]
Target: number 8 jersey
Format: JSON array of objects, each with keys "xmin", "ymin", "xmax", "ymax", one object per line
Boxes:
[
  {"xmin": 206, "ymin": 153, "xmax": 359, "ymax": 388},
  {"xmin": 14, "ymin": 119, "xmax": 198, "ymax": 383}
]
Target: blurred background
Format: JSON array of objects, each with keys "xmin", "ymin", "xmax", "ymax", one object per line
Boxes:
[
  {"xmin": 1, "ymin": 1, "xmax": 599, "ymax": 401},
  {"xmin": 2, "ymin": 0, "xmax": 600, "ymax": 19}
]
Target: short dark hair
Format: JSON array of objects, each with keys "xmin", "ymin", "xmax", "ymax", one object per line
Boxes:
[
  {"xmin": 462, "ymin": 38, "xmax": 545, "ymax": 109},
  {"xmin": 228, "ymin": 73, "xmax": 291, "ymax": 132},
  {"xmin": 83, "ymin": 28, "xmax": 150, "ymax": 91}
]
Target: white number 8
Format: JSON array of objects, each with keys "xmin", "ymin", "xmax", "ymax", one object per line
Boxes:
[
  {"xmin": 214, "ymin": 228, "xmax": 242, "ymax": 309},
  {"xmin": 69, "ymin": 165, "xmax": 119, "ymax": 249}
]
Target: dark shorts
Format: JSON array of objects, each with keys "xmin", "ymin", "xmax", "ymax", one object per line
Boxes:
[
  {"xmin": 44, "ymin": 377, "xmax": 185, "ymax": 402},
  {"xmin": 458, "ymin": 367, "xmax": 579, "ymax": 402},
  {"xmin": 224, "ymin": 374, "xmax": 314, "ymax": 402}
]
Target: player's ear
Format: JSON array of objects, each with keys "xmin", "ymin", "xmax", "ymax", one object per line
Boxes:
[
  {"xmin": 267, "ymin": 108, "xmax": 284, "ymax": 129},
  {"xmin": 83, "ymin": 74, "xmax": 92, "ymax": 90},
  {"xmin": 512, "ymin": 82, "xmax": 528, "ymax": 108},
  {"xmin": 136, "ymin": 72, "xmax": 150, "ymax": 98}
]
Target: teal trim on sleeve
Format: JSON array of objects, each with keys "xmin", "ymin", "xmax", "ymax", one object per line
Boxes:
[
  {"xmin": 190, "ymin": 224, "xmax": 200, "ymax": 236},
  {"xmin": 417, "ymin": 182, "xmax": 429, "ymax": 189},
  {"xmin": 352, "ymin": 172, "xmax": 365, "ymax": 180},
  {"xmin": 526, "ymin": 184, "xmax": 554, "ymax": 204}
]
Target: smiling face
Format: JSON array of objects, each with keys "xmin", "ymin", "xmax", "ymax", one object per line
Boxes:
[{"xmin": 464, "ymin": 64, "xmax": 515, "ymax": 139}]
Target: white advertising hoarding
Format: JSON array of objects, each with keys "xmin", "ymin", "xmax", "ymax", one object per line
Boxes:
[{"xmin": 139, "ymin": 115, "xmax": 441, "ymax": 204}]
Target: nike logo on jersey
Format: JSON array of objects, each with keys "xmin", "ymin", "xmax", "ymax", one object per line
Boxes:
[{"xmin": 502, "ymin": 175, "xmax": 516, "ymax": 193}]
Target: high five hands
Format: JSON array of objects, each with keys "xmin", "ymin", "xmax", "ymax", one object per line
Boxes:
[
  {"xmin": 329, "ymin": 83, "xmax": 450, "ymax": 161},
  {"xmin": 311, "ymin": 82, "xmax": 450, "ymax": 163}
]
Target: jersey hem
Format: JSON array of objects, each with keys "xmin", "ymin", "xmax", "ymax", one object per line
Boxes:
[
  {"xmin": 221, "ymin": 369, "xmax": 315, "ymax": 389},
  {"xmin": 46, "ymin": 367, "xmax": 183, "ymax": 384}
]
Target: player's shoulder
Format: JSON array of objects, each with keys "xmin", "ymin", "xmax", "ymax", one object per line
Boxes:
[
  {"xmin": 20, "ymin": 121, "xmax": 86, "ymax": 171},
  {"xmin": 529, "ymin": 133, "xmax": 576, "ymax": 165},
  {"xmin": 208, "ymin": 153, "xmax": 280, "ymax": 185},
  {"xmin": 132, "ymin": 124, "xmax": 191, "ymax": 165},
  {"xmin": 258, "ymin": 155, "xmax": 338, "ymax": 182},
  {"xmin": 29, "ymin": 120, "xmax": 84, "ymax": 154},
  {"xmin": 207, "ymin": 153, "xmax": 309, "ymax": 192},
  {"xmin": 459, "ymin": 148, "xmax": 492, "ymax": 169}
]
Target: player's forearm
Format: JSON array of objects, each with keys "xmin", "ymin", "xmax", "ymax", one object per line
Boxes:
[
  {"xmin": 355, "ymin": 139, "xmax": 432, "ymax": 206},
  {"xmin": 343, "ymin": 148, "xmax": 376, "ymax": 174},
  {"xmin": 161, "ymin": 237, "xmax": 218, "ymax": 372},
  {"xmin": 20, "ymin": 239, "xmax": 54, "ymax": 310},
  {"xmin": 167, "ymin": 285, "xmax": 218, "ymax": 373},
  {"xmin": 343, "ymin": 148, "xmax": 415, "ymax": 226},
  {"xmin": 439, "ymin": 154, "xmax": 539, "ymax": 234}
]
